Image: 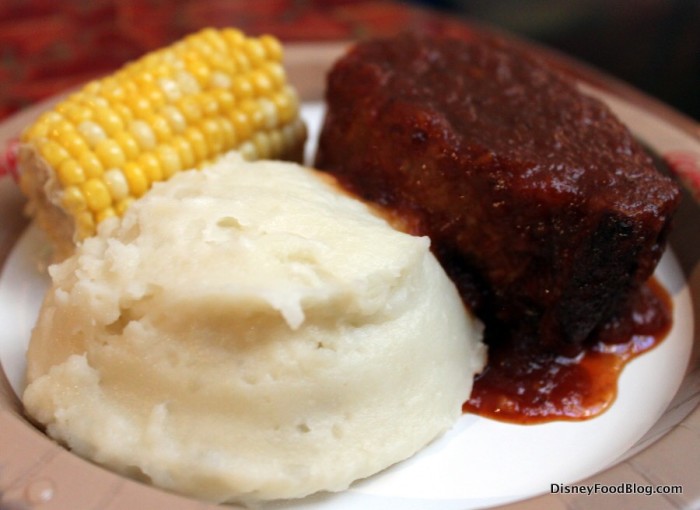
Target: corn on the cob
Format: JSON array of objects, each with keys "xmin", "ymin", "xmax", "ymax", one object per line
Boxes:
[{"xmin": 18, "ymin": 27, "xmax": 307, "ymax": 260}]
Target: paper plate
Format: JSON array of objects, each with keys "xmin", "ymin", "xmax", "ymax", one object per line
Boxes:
[{"xmin": 0, "ymin": 38, "xmax": 699, "ymax": 510}]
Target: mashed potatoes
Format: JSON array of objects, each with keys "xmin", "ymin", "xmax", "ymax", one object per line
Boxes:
[{"xmin": 22, "ymin": 153, "xmax": 485, "ymax": 504}]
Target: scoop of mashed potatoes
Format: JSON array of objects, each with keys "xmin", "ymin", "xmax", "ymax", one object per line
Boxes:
[{"xmin": 23, "ymin": 153, "xmax": 485, "ymax": 504}]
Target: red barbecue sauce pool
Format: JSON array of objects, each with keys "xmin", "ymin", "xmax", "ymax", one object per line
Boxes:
[{"xmin": 463, "ymin": 278, "xmax": 673, "ymax": 424}]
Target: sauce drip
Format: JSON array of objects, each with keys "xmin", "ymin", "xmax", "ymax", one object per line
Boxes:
[{"xmin": 464, "ymin": 278, "xmax": 673, "ymax": 423}]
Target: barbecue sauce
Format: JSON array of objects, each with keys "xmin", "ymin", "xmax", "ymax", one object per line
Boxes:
[{"xmin": 464, "ymin": 278, "xmax": 673, "ymax": 423}]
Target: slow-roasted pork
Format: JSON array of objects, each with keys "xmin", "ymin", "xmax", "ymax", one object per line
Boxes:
[{"xmin": 315, "ymin": 33, "xmax": 680, "ymax": 353}]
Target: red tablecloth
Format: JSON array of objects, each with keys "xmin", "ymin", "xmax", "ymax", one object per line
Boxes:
[{"xmin": 0, "ymin": 0, "xmax": 472, "ymax": 120}]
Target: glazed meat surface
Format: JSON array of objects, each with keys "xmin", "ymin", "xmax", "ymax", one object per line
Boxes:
[{"xmin": 315, "ymin": 33, "xmax": 680, "ymax": 352}]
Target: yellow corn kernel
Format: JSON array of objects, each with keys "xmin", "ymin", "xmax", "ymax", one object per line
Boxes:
[
  {"xmin": 235, "ymin": 54, "xmax": 252, "ymax": 73},
  {"xmin": 187, "ymin": 59, "xmax": 211, "ymax": 86},
  {"xmin": 218, "ymin": 118, "xmax": 236, "ymax": 149},
  {"xmin": 252, "ymin": 131, "xmax": 272, "ymax": 160},
  {"xmin": 115, "ymin": 197, "xmax": 135, "ymax": 216},
  {"xmin": 158, "ymin": 77, "xmax": 182, "ymax": 102},
  {"xmin": 201, "ymin": 119, "xmax": 224, "ymax": 155},
  {"xmin": 112, "ymin": 103, "xmax": 134, "ymax": 125},
  {"xmin": 76, "ymin": 210, "xmax": 95, "ymax": 238},
  {"xmin": 126, "ymin": 95, "xmax": 153, "ymax": 118},
  {"xmin": 144, "ymin": 82, "xmax": 167, "ymax": 110},
  {"xmin": 176, "ymin": 96, "xmax": 203, "ymax": 123},
  {"xmin": 142, "ymin": 113, "xmax": 172, "ymax": 142},
  {"xmin": 139, "ymin": 53, "xmax": 160, "ymax": 72},
  {"xmin": 46, "ymin": 119, "xmax": 73, "ymax": 139},
  {"xmin": 250, "ymin": 69, "xmax": 274, "ymax": 97},
  {"xmin": 210, "ymin": 70, "xmax": 232, "ymax": 89},
  {"xmin": 22, "ymin": 122, "xmax": 50, "ymax": 142},
  {"xmin": 93, "ymin": 106, "xmax": 124, "ymax": 136},
  {"xmin": 272, "ymin": 90, "xmax": 295, "ymax": 124},
  {"xmin": 103, "ymin": 168, "xmax": 130, "ymax": 201},
  {"xmin": 137, "ymin": 153, "xmax": 163, "ymax": 182},
  {"xmin": 283, "ymin": 85, "xmax": 300, "ymax": 116},
  {"xmin": 38, "ymin": 139, "xmax": 70, "ymax": 168},
  {"xmin": 184, "ymin": 35, "xmax": 210, "ymax": 57},
  {"xmin": 101, "ymin": 80, "xmax": 127, "ymax": 104},
  {"xmin": 94, "ymin": 139, "xmax": 126, "ymax": 168},
  {"xmin": 184, "ymin": 126, "xmax": 208, "ymax": 160},
  {"xmin": 213, "ymin": 89, "xmax": 235, "ymax": 113},
  {"xmin": 79, "ymin": 94, "xmax": 110, "ymax": 110},
  {"xmin": 229, "ymin": 109, "xmax": 252, "ymax": 142},
  {"xmin": 129, "ymin": 120, "xmax": 157, "ymax": 150},
  {"xmin": 155, "ymin": 145, "xmax": 182, "ymax": 179},
  {"xmin": 77, "ymin": 120, "xmax": 107, "ymax": 148},
  {"xmin": 171, "ymin": 136, "xmax": 195, "ymax": 170},
  {"xmin": 135, "ymin": 70, "xmax": 157, "ymax": 89},
  {"xmin": 83, "ymin": 80, "xmax": 101, "ymax": 95},
  {"xmin": 54, "ymin": 127, "xmax": 89, "ymax": 159},
  {"xmin": 238, "ymin": 140, "xmax": 256, "ymax": 161},
  {"xmin": 122, "ymin": 161, "xmax": 149, "ymax": 196},
  {"xmin": 240, "ymin": 99, "xmax": 264, "ymax": 130},
  {"xmin": 232, "ymin": 75, "xmax": 254, "ymax": 100},
  {"xmin": 78, "ymin": 152, "xmax": 104, "ymax": 179},
  {"xmin": 161, "ymin": 105, "xmax": 187, "ymax": 134},
  {"xmin": 114, "ymin": 131, "xmax": 140, "ymax": 160},
  {"xmin": 200, "ymin": 27, "xmax": 227, "ymax": 52},
  {"xmin": 264, "ymin": 62, "xmax": 286, "ymax": 88},
  {"xmin": 38, "ymin": 110, "xmax": 65, "ymax": 125},
  {"xmin": 21, "ymin": 112, "xmax": 60, "ymax": 141},
  {"xmin": 96, "ymin": 206, "xmax": 117, "ymax": 224},
  {"xmin": 57, "ymin": 159, "xmax": 85, "ymax": 186},
  {"xmin": 198, "ymin": 94, "xmax": 219, "ymax": 117},
  {"xmin": 260, "ymin": 35, "xmax": 283, "ymax": 61},
  {"xmin": 152, "ymin": 59, "xmax": 172, "ymax": 75},
  {"xmin": 63, "ymin": 103, "xmax": 93, "ymax": 124},
  {"xmin": 174, "ymin": 70, "xmax": 201, "ymax": 95},
  {"xmin": 222, "ymin": 28, "xmax": 246, "ymax": 47},
  {"xmin": 121, "ymin": 79, "xmax": 140, "ymax": 100},
  {"xmin": 243, "ymin": 39, "xmax": 266, "ymax": 65},
  {"xmin": 82, "ymin": 178, "xmax": 112, "ymax": 212},
  {"xmin": 258, "ymin": 98, "xmax": 278, "ymax": 129}
]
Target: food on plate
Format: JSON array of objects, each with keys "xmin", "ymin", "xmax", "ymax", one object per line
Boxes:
[
  {"xmin": 315, "ymin": 32, "xmax": 680, "ymax": 422},
  {"xmin": 17, "ymin": 28, "xmax": 306, "ymax": 261},
  {"xmin": 22, "ymin": 153, "xmax": 486, "ymax": 503},
  {"xmin": 315, "ymin": 32, "xmax": 680, "ymax": 355}
]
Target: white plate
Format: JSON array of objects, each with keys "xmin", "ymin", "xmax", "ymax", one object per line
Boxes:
[
  {"xmin": 0, "ymin": 100, "xmax": 694, "ymax": 510},
  {"xmin": 1, "ymin": 40, "xmax": 700, "ymax": 510}
]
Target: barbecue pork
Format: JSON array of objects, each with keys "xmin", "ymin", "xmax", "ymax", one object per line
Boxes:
[{"xmin": 315, "ymin": 33, "xmax": 681, "ymax": 353}]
